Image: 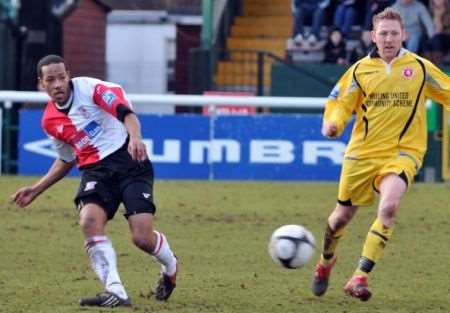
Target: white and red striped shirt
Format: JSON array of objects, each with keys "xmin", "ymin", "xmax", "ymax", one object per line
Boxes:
[{"xmin": 42, "ymin": 77, "xmax": 132, "ymax": 167}]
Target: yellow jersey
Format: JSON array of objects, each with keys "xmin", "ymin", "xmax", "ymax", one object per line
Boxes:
[{"xmin": 324, "ymin": 49, "xmax": 450, "ymax": 167}]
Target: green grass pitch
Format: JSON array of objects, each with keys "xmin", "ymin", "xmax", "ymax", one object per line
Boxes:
[{"xmin": 1, "ymin": 176, "xmax": 449, "ymax": 312}]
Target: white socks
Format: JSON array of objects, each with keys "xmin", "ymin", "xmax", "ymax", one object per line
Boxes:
[
  {"xmin": 84, "ymin": 232, "xmax": 176, "ymax": 299},
  {"xmin": 152, "ymin": 231, "xmax": 177, "ymax": 276},
  {"xmin": 85, "ymin": 236, "xmax": 128, "ymax": 300}
]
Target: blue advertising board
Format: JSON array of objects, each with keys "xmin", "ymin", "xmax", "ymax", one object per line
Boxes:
[
  {"xmin": 18, "ymin": 110, "xmax": 351, "ymax": 180},
  {"xmin": 19, "ymin": 110, "xmax": 79, "ymax": 176}
]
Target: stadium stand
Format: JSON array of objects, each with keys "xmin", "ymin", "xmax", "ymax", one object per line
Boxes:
[{"xmin": 215, "ymin": 0, "xmax": 292, "ymax": 91}]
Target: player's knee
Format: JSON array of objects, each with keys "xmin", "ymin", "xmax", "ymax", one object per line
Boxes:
[
  {"xmin": 79, "ymin": 216, "xmax": 103, "ymax": 236},
  {"xmin": 131, "ymin": 233, "xmax": 155, "ymax": 252},
  {"xmin": 379, "ymin": 199, "xmax": 399, "ymax": 220}
]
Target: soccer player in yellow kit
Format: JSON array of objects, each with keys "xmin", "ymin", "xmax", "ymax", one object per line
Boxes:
[{"xmin": 311, "ymin": 7, "xmax": 450, "ymax": 301}]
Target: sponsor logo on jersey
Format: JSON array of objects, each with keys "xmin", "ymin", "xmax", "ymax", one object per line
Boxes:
[
  {"xmin": 101, "ymin": 90, "xmax": 117, "ymax": 107},
  {"xmin": 72, "ymin": 121, "xmax": 102, "ymax": 150},
  {"xmin": 403, "ymin": 68, "xmax": 414, "ymax": 79},
  {"xmin": 84, "ymin": 121, "xmax": 102, "ymax": 138}
]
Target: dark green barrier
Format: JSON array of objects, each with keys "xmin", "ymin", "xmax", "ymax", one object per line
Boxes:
[{"xmin": 271, "ymin": 63, "xmax": 347, "ymax": 98}]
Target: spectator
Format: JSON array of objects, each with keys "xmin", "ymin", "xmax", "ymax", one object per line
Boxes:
[
  {"xmin": 333, "ymin": 0, "xmax": 356, "ymax": 38},
  {"xmin": 349, "ymin": 30, "xmax": 374, "ymax": 62},
  {"xmin": 423, "ymin": 0, "xmax": 450, "ymax": 65},
  {"xmin": 392, "ymin": 0, "xmax": 434, "ymax": 53},
  {"xmin": 323, "ymin": 27, "xmax": 348, "ymax": 65},
  {"xmin": 292, "ymin": 0, "xmax": 330, "ymax": 45},
  {"xmin": 363, "ymin": 0, "xmax": 395, "ymax": 30}
]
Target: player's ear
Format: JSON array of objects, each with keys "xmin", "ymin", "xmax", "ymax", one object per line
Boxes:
[
  {"xmin": 37, "ymin": 78, "xmax": 44, "ymax": 91},
  {"xmin": 371, "ymin": 30, "xmax": 376, "ymax": 43}
]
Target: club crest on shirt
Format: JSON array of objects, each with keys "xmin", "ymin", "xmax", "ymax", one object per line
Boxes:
[
  {"xmin": 101, "ymin": 90, "xmax": 117, "ymax": 107},
  {"xmin": 403, "ymin": 68, "xmax": 414, "ymax": 79}
]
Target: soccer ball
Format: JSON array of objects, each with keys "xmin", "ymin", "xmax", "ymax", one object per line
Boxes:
[{"xmin": 268, "ymin": 224, "xmax": 316, "ymax": 269}]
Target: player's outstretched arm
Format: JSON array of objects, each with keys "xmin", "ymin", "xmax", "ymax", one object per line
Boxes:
[{"xmin": 11, "ymin": 158, "xmax": 75, "ymax": 207}]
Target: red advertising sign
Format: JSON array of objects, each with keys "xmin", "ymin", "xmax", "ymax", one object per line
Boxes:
[{"xmin": 202, "ymin": 91, "xmax": 256, "ymax": 115}]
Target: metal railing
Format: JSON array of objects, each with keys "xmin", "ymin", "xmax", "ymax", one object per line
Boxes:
[{"xmin": 189, "ymin": 48, "xmax": 337, "ymax": 96}]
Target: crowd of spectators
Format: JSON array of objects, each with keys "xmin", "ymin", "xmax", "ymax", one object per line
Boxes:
[
  {"xmin": 423, "ymin": 0, "xmax": 450, "ymax": 64},
  {"xmin": 292, "ymin": 0, "xmax": 330, "ymax": 44},
  {"xmin": 291, "ymin": 0, "xmax": 450, "ymax": 66}
]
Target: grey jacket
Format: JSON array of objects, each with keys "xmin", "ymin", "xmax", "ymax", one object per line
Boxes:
[{"xmin": 392, "ymin": 0, "xmax": 434, "ymax": 38}]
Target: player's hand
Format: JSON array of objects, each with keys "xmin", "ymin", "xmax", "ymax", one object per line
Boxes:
[
  {"xmin": 11, "ymin": 187, "xmax": 39, "ymax": 207},
  {"xmin": 128, "ymin": 136, "xmax": 148, "ymax": 162},
  {"xmin": 322, "ymin": 122, "xmax": 338, "ymax": 138}
]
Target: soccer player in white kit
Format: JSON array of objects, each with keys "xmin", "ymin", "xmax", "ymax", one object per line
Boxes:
[{"xmin": 12, "ymin": 55, "xmax": 178, "ymax": 308}]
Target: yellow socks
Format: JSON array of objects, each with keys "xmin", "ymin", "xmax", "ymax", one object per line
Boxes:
[{"xmin": 355, "ymin": 218, "xmax": 393, "ymax": 276}]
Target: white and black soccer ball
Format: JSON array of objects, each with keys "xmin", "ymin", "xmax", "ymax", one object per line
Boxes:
[{"xmin": 268, "ymin": 224, "xmax": 316, "ymax": 269}]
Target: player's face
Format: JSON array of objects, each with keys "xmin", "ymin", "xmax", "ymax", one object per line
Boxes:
[
  {"xmin": 39, "ymin": 63, "xmax": 71, "ymax": 105},
  {"xmin": 371, "ymin": 19, "xmax": 406, "ymax": 63}
]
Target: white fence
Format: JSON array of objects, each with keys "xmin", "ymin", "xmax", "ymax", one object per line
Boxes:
[{"xmin": 0, "ymin": 91, "xmax": 327, "ymax": 110}]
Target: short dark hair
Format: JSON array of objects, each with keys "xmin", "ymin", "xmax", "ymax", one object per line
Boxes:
[{"xmin": 37, "ymin": 54, "xmax": 67, "ymax": 78}]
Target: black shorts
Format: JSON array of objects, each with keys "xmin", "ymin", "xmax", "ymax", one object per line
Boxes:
[{"xmin": 74, "ymin": 145, "xmax": 156, "ymax": 220}]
